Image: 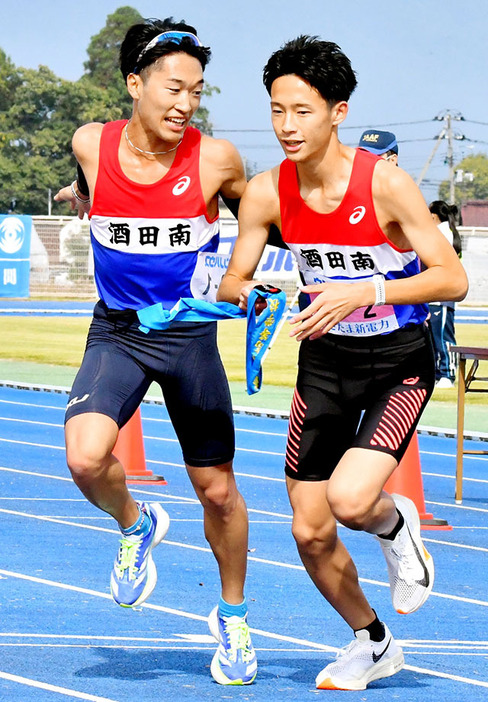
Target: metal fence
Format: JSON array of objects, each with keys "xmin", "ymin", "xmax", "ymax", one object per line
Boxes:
[{"xmin": 28, "ymin": 216, "xmax": 488, "ymax": 306}]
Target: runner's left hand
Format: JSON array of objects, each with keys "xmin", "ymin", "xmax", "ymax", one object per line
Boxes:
[{"xmin": 289, "ymin": 282, "xmax": 367, "ymax": 341}]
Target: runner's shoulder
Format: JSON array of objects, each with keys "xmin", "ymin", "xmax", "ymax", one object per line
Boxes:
[
  {"xmin": 72, "ymin": 122, "xmax": 104, "ymax": 159},
  {"xmin": 245, "ymin": 166, "xmax": 280, "ymax": 204},
  {"xmin": 200, "ymin": 133, "xmax": 241, "ymax": 166}
]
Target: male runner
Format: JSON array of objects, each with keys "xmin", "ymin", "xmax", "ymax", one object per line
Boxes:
[
  {"xmin": 358, "ymin": 129, "xmax": 399, "ymax": 165},
  {"xmin": 54, "ymin": 17, "xmax": 256, "ymax": 685},
  {"xmin": 298, "ymin": 130, "xmax": 397, "ymax": 313},
  {"xmin": 218, "ymin": 35, "xmax": 467, "ymax": 690}
]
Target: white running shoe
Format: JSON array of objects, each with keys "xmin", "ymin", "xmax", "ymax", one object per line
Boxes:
[
  {"xmin": 376, "ymin": 493, "xmax": 434, "ymax": 614},
  {"xmin": 316, "ymin": 625, "xmax": 404, "ymax": 690},
  {"xmin": 436, "ymin": 377, "xmax": 454, "ymax": 388}
]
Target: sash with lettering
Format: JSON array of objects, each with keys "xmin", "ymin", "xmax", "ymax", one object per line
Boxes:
[{"xmin": 137, "ymin": 286, "xmax": 287, "ymax": 394}]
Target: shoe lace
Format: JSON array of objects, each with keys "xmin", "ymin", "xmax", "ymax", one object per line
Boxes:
[
  {"xmin": 334, "ymin": 638, "xmax": 361, "ymax": 662},
  {"xmin": 223, "ymin": 618, "xmax": 254, "ymax": 663},
  {"xmin": 114, "ymin": 537, "xmax": 141, "ymax": 581},
  {"xmin": 389, "ymin": 533, "xmax": 419, "ymax": 585}
]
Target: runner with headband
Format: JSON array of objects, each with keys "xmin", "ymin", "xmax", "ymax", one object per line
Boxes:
[
  {"xmin": 54, "ymin": 16, "xmax": 257, "ymax": 685},
  {"xmin": 218, "ymin": 35, "xmax": 468, "ymax": 691}
]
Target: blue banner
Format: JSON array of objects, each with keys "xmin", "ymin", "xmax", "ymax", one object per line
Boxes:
[{"xmin": 0, "ymin": 215, "xmax": 32, "ymax": 298}]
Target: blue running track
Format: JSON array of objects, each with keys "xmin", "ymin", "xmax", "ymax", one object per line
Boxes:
[{"xmin": 0, "ymin": 385, "xmax": 487, "ymax": 701}]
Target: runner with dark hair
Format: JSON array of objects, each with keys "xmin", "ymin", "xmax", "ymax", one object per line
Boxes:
[{"xmin": 218, "ymin": 34, "xmax": 467, "ymax": 690}]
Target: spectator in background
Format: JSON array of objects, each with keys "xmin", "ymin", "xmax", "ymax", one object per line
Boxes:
[
  {"xmin": 358, "ymin": 129, "xmax": 399, "ymax": 165},
  {"xmin": 428, "ymin": 201, "xmax": 463, "ymax": 388}
]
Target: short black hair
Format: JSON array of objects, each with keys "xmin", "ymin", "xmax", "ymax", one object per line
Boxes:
[
  {"xmin": 263, "ymin": 35, "xmax": 357, "ymax": 106},
  {"xmin": 120, "ymin": 17, "xmax": 211, "ymax": 81}
]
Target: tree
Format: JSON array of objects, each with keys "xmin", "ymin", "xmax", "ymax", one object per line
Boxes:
[
  {"xmin": 0, "ymin": 64, "xmax": 119, "ymax": 214},
  {"xmin": 83, "ymin": 6, "xmax": 142, "ymax": 119},
  {"xmin": 439, "ymin": 153, "xmax": 488, "ymax": 205},
  {"xmin": 0, "ymin": 6, "xmax": 220, "ymax": 214},
  {"xmin": 82, "ymin": 6, "xmax": 218, "ymax": 132},
  {"xmin": 192, "ymin": 84, "xmax": 220, "ymax": 135},
  {"xmin": 0, "ymin": 48, "xmax": 21, "ymax": 112}
]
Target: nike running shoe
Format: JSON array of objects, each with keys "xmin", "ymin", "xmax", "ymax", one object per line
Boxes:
[
  {"xmin": 376, "ymin": 493, "xmax": 434, "ymax": 614},
  {"xmin": 208, "ymin": 605, "xmax": 257, "ymax": 685},
  {"xmin": 110, "ymin": 502, "xmax": 170, "ymax": 608},
  {"xmin": 316, "ymin": 625, "xmax": 404, "ymax": 690}
]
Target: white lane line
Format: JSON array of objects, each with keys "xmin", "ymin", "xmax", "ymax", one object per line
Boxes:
[
  {"xmin": 0, "ymin": 399, "xmax": 65, "ymax": 410},
  {"xmin": 422, "ymin": 451, "xmax": 488, "ymax": 463},
  {"xmin": 1, "ymin": 466, "xmax": 488, "ymax": 535},
  {"xmin": 420, "ymin": 537, "xmax": 488, "ymax": 552},
  {"xmin": 1, "ymin": 568, "xmax": 487, "ymax": 690},
  {"xmin": 425, "ymin": 472, "xmax": 488, "ymax": 483},
  {"xmin": 0, "ymin": 432, "xmax": 289, "ymax": 458},
  {"xmin": 426, "ymin": 499, "xmax": 488, "ymax": 514},
  {"xmin": 3, "ymin": 463, "xmax": 488, "ymax": 514},
  {"xmin": 0, "ymin": 507, "xmax": 487, "ymax": 607},
  {"xmin": 0, "ymin": 437, "xmax": 64, "ymax": 449},
  {"xmin": 0, "ymin": 414, "xmax": 487, "ymax": 462},
  {"xmin": 0, "ymin": 670, "xmax": 118, "ymax": 701},
  {"xmin": 0, "ymin": 631, "xmax": 215, "ymax": 644},
  {"xmin": 1, "ymin": 464, "xmax": 487, "ymax": 532},
  {"xmin": 0, "ymin": 415, "xmax": 62, "ymax": 428}
]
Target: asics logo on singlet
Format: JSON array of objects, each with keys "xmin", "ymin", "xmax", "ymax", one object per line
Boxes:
[
  {"xmin": 349, "ymin": 206, "xmax": 366, "ymax": 224},
  {"xmin": 172, "ymin": 176, "xmax": 191, "ymax": 196}
]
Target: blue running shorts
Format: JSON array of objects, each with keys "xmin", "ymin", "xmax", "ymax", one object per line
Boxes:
[{"xmin": 65, "ymin": 301, "xmax": 235, "ymax": 467}]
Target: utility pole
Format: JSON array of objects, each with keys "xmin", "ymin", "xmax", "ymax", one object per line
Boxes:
[
  {"xmin": 417, "ymin": 110, "xmax": 465, "ymax": 201},
  {"xmin": 416, "ymin": 128, "xmax": 446, "ymax": 187},
  {"xmin": 446, "ymin": 113, "xmax": 455, "ymax": 203}
]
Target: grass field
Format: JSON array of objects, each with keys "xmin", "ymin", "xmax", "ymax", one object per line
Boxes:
[{"xmin": 0, "ymin": 316, "xmax": 486, "ymax": 403}]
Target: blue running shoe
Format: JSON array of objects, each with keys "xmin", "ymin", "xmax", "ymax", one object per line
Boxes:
[
  {"xmin": 110, "ymin": 502, "xmax": 170, "ymax": 608},
  {"xmin": 208, "ymin": 605, "xmax": 257, "ymax": 685}
]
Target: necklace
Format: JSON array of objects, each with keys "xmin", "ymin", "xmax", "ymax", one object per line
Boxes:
[{"xmin": 124, "ymin": 123, "xmax": 182, "ymax": 156}]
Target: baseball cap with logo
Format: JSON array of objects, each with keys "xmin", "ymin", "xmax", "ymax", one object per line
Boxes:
[{"xmin": 358, "ymin": 130, "xmax": 398, "ymax": 155}]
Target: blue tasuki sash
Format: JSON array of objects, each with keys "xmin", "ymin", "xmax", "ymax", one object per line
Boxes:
[{"xmin": 136, "ymin": 287, "xmax": 287, "ymax": 395}]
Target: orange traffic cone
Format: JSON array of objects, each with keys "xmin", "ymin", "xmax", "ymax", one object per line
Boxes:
[
  {"xmin": 384, "ymin": 431, "xmax": 451, "ymax": 530},
  {"xmin": 113, "ymin": 408, "xmax": 167, "ymax": 485}
]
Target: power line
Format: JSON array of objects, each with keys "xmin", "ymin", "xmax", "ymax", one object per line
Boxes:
[
  {"xmin": 213, "ymin": 119, "xmax": 433, "ymax": 133},
  {"xmin": 213, "ymin": 117, "xmax": 487, "ymax": 134},
  {"xmin": 341, "ymin": 119, "xmax": 434, "ymax": 130}
]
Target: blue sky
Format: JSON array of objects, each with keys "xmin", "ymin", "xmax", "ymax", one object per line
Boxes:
[{"xmin": 2, "ymin": 0, "xmax": 487, "ymax": 202}]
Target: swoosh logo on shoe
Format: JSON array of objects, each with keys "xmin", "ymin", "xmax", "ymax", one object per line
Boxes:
[
  {"xmin": 372, "ymin": 637, "xmax": 391, "ymax": 663},
  {"xmin": 406, "ymin": 523, "xmax": 431, "ymax": 588}
]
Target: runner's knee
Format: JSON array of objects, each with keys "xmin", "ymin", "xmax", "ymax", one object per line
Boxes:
[
  {"xmin": 65, "ymin": 421, "xmax": 116, "ymax": 483},
  {"xmin": 327, "ymin": 485, "xmax": 374, "ymax": 531},
  {"xmin": 291, "ymin": 516, "xmax": 337, "ymax": 555},
  {"xmin": 196, "ymin": 473, "xmax": 241, "ymax": 518}
]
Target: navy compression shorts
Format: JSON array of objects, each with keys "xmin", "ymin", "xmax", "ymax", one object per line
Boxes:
[{"xmin": 65, "ymin": 301, "xmax": 235, "ymax": 467}]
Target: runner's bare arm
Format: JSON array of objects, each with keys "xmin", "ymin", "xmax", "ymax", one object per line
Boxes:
[
  {"xmin": 217, "ymin": 169, "xmax": 280, "ymax": 309},
  {"xmin": 373, "ymin": 163, "xmax": 468, "ymax": 303},
  {"xmin": 201, "ymin": 136, "xmax": 247, "ymax": 211},
  {"xmin": 54, "ymin": 123, "xmax": 103, "ymax": 218}
]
